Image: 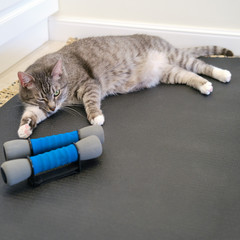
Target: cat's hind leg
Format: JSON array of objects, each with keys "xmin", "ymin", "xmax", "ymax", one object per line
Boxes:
[
  {"xmin": 177, "ymin": 54, "xmax": 231, "ymax": 83},
  {"xmin": 161, "ymin": 66, "xmax": 213, "ymax": 95}
]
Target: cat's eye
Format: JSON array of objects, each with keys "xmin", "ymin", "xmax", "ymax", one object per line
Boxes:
[{"xmin": 54, "ymin": 90, "xmax": 60, "ymax": 97}]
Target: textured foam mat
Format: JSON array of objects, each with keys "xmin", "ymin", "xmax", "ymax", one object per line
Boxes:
[{"xmin": 0, "ymin": 58, "xmax": 239, "ymax": 240}]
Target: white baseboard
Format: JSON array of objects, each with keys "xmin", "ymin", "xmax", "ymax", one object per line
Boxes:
[
  {"xmin": 49, "ymin": 16, "xmax": 240, "ymax": 55},
  {"xmin": 0, "ymin": 20, "xmax": 48, "ymax": 73}
]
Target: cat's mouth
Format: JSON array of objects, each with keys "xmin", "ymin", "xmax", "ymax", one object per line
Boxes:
[
  {"xmin": 38, "ymin": 105, "xmax": 58, "ymax": 115},
  {"xmin": 47, "ymin": 106, "xmax": 58, "ymax": 115},
  {"xmin": 48, "ymin": 106, "xmax": 56, "ymax": 112}
]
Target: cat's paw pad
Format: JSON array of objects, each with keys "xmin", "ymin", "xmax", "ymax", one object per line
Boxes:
[
  {"xmin": 18, "ymin": 124, "xmax": 32, "ymax": 138},
  {"xmin": 90, "ymin": 114, "xmax": 105, "ymax": 125},
  {"xmin": 199, "ymin": 82, "xmax": 213, "ymax": 95},
  {"xmin": 213, "ymin": 68, "xmax": 231, "ymax": 83}
]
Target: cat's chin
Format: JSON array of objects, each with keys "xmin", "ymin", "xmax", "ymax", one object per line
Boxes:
[{"xmin": 46, "ymin": 106, "xmax": 61, "ymax": 116}]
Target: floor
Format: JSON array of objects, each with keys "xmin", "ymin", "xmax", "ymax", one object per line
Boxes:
[
  {"xmin": 0, "ymin": 41, "xmax": 65, "ymax": 91},
  {"xmin": 1, "ymin": 56, "xmax": 239, "ymax": 240}
]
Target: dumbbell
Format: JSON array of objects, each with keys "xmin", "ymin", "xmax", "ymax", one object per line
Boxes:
[
  {"xmin": 3, "ymin": 125, "xmax": 104, "ymax": 160},
  {"xmin": 1, "ymin": 135, "xmax": 102, "ymax": 186}
]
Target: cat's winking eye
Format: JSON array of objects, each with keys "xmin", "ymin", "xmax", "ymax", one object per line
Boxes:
[{"xmin": 54, "ymin": 90, "xmax": 60, "ymax": 97}]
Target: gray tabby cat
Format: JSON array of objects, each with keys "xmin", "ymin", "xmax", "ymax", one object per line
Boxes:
[{"xmin": 17, "ymin": 34, "xmax": 233, "ymax": 138}]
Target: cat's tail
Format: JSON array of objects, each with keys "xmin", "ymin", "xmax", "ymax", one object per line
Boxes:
[{"xmin": 181, "ymin": 46, "xmax": 234, "ymax": 57}]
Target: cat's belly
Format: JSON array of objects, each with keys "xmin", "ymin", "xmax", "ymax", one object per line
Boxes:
[{"xmin": 103, "ymin": 51, "xmax": 168, "ymax": 96}]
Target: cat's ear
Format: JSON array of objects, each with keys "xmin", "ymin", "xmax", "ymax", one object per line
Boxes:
[
  {"xmin": 51, "ymin": 59, "xmax": 63, "ymax": 81},
  {"xmin": 18, "ymin": 72, "xmax": 35, "ymax": 89}
]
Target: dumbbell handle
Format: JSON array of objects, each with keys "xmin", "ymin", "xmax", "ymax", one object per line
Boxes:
[
  {"xmin": 3, "ymin": 125, "xmax": 104, "ymax": 160},
  {"xmin": 31, "ymin": 131, "xmax": 78, "ymax": 155},
  {"xmin": 30, "ymin": 143, "xmax": 79, "ymax": 175}
]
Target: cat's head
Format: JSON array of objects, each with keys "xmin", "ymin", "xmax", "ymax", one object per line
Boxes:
[{"xmin": 18, "ymin": 59, "xmax": 68, "ymax": 114}]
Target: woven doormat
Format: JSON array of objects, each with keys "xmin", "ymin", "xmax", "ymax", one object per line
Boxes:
[{"xmin": 0, "ymin": 81, "xmax": 19, "ymax": 107}]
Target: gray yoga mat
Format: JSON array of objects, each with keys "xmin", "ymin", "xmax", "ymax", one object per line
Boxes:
[{"xmin": 0, "ymin": 57, "xmax": 239, "ymax": 240}]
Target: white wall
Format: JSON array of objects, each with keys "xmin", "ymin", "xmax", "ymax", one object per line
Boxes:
[
  {"xmin": 50, "ymin": 0, "xmax": 240, "ymax": 55},
  {"xmin": 0, "ymin": 0, "xmax": 22, "ymax": 11},
  {"xmin": 0, "ymin": 0, "xmax": 58, "ymax": 73},
  {"xmin": 57, "ymin": 0, "xmax": 240, "ymax": 32}
]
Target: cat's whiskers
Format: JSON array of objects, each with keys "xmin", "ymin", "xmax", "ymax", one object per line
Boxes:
[{"xmin": 61, "ymin": 106, "xmax": 87, "ymax": 119}]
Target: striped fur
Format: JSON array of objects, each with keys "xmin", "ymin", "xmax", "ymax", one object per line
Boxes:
[
  {"xmin": 18, "ymin": 34, "xmax": 233, "ymax": 138},
  {"xmin": 181, "ymin": 46, "xmax": 234, "ymax": 57}
]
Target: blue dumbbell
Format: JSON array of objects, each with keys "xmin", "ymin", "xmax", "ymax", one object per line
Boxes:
[
  {"xmin": 1, "ymin": 135, "xmax": 102, "ymax": 186},
  {"xmin": 3, "ymin": 125, "xmax": 104, "ymax": 160}
]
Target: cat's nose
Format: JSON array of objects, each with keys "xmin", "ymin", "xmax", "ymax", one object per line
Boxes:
[
  {"xmin": 48, "ymin": 102, "xmax": 56, "ymax": 112},
  {"xmin": 49, "ymin": 106, "xmax": 56, "ymax": 112}
]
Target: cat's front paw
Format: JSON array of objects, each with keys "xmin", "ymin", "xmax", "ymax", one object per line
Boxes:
[
  {"xmin": 18, "ymin": 124, "xmax": 33, "ymax": 138},
  {"xmin": 90, "ymin": 114, "xmax": 105, "ymax": 125},
  {"xmin": 199, "ymin": 82, "xmax": 213, "ymax": 95}
]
